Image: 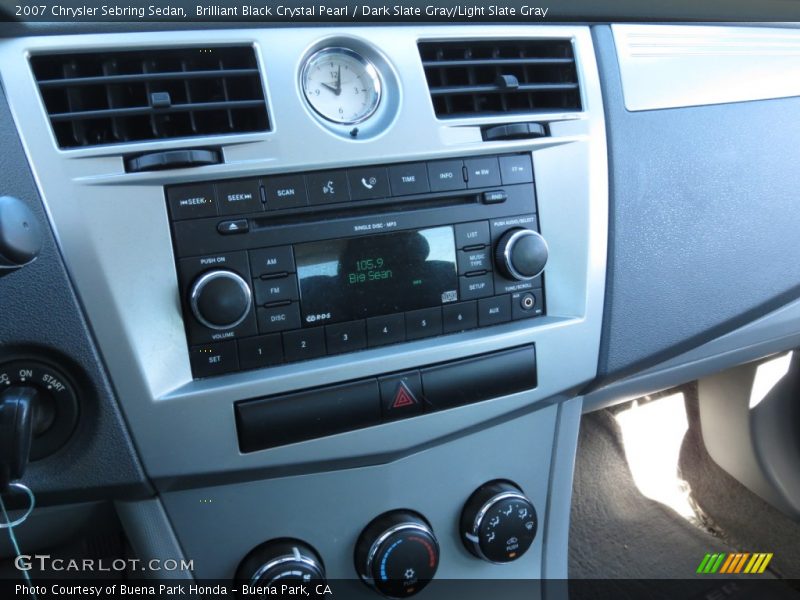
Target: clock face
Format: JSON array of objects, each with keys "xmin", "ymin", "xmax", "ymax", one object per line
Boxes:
[{"xmin": 301, "ymin": 48, "xmax": 382, "ymax": 125}]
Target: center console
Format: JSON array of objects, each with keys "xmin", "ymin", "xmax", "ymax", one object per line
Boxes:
[
  {"xmin": 170, "ymin": 152, "xmax": 546, "ymax": 378},
  {"xmin": 0, "ymin": 24, "xmax": 607, "ymax": 595}
]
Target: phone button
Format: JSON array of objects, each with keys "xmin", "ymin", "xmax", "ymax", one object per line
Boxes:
[{"xmin": 347, "ymin": 167, "xmax": 390, "ymax": 201}]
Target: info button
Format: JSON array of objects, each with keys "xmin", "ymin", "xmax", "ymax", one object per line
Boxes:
[{"xmin": 428, "ymin": 159, "xmax": 466, "ymax": 192}]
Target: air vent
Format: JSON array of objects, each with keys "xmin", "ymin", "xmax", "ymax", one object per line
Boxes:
[
  {"xmin": 418, "ymin": 39, "xmax": 581, "ymax": 118},
  {"xmin": 30, "ymin": 46, "xmax": 269, "ymax": 148}
]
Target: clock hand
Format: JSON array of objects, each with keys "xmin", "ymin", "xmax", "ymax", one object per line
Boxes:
[
  {"xmin": 320, "ymin": 81, "xmax": 338, "ymax": 93},
  {"xmin": 335, "ymin": 65, "xmax": 342, "ymax": 96}
]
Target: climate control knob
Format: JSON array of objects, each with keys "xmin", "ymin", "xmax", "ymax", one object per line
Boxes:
[
  {"xmin": 460, "ymin": 480, "xmax": 537, "ymax": 563},
  {"xmin": 235, "ymin": 539, "xmax": 325, "ymax": 593},
  {"xmin": 189, "ymin": 269, "xmax": 252, "ymax": 330},
  {"xmin": 355, "ymin": 510, "xmax": 439, "ymax": 598},
  {"xmin": 495, "ymin": 228, "xmax": 548, "ymax": 281}
]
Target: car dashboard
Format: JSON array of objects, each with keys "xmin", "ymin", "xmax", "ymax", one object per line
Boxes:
[{"xmin": 1, "ymin": 16, "xmax": 800, "ymax": 598}]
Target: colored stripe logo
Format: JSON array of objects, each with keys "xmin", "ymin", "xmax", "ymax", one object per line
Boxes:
[{"xmin": 696, "ymin": 552, "xmax": 773, "ymax": 574}]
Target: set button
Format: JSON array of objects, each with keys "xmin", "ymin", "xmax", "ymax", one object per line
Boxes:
[{"xmin": 189, "ymin": 340, "xmax": 238, "ymax": 378}]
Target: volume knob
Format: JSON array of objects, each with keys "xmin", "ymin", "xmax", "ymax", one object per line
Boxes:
[
  {"xmin": 495, "ymin": 229, "xmax": 548, "ymax": 281},
  {"xmin": 189, "ymin": 269, "xmax": 252, "ymax": 330}
]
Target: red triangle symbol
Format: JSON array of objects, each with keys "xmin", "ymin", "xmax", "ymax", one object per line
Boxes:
[{"xmin": 392, "ymin": 382, "xmax": 417, "ymax": 409}]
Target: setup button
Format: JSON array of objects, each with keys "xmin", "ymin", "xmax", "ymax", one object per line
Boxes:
[{"xmin": 459, "ymin": 273, "xmax": 494, "ymax": 300}]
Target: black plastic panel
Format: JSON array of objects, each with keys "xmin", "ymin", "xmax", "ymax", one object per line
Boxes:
[
  {"xmin": 421, "ymin": 345, "xmax": 537, "ymax": 410},
  {"xmin": 592, "ymin": 25, "xmax": 800, "ymax": 382},
  {"xmin": 0, "ymin": 81, "xmax": 149, "ymax": 504},
  {"xmin": 235, "ymin": 345, "xmax": 537, "ymax": 452}
]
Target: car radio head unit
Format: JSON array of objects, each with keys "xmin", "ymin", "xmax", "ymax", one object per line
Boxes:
[
  {"xmin": 166, "ymin": 153, "xmax": 548, "ymax": 378},
  {"xmin": 295, "ymin": 226, "xmax": 458, "ymax": 325}
]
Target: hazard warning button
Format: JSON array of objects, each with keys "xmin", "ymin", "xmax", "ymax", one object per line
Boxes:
[{"xmin": 378, "ymin": 370, "xmax": 424, "ymax": 422}]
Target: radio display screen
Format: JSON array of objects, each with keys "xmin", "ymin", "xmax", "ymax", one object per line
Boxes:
[{"xmin": 294, "ymin": 226, "xmax": 458, "ymax": 326}]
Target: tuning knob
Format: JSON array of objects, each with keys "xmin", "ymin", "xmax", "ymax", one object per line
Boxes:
[
  {"xmin": 0, "ymin": 196, "xmax": 42, "ymax": 276},
  {"xmin": 189, "ymin": 269, "xmax": 252, "ymax": 330},
  {"xmin": 235, "ymin": 539, "xmax": 325, "ymax": 592},
  {"xmin": 494, "ymin": 228, "xmax": 548, "ymax": 281},
  {"xmin": 460, "ymin": 480, "xmax": 538, "ymax": 563},
  {"xmin": 355, "ymin": 510, "xmax": 439, "ymax": 598}
]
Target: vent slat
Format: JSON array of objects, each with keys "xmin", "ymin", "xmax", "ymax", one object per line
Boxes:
[
  {"xmin": 48, "ymin": 100, "xmax": 266, "ymax": 122},
  {"xmin": 31, "ymin": 47, "xmax": 269, "ymax": 148},
  {"xmin": 429, "ymin": 83, "xmax": 580, "ymax": 96},
  {"xmin": 421, "ymin": 58, "xmax": 574, "ymax": 68},
  {"xmin": 419, "ymin": 39, "xmax": 582, "ymax": 118},
  {"xmin": 36, "ymin": 68, "xmax": 261, "ymax": 88}
]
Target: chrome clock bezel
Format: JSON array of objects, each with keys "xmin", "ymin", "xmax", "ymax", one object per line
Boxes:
[{"xmin": 300, "ymin": 47, "xmax": 382, "ymax": 125}]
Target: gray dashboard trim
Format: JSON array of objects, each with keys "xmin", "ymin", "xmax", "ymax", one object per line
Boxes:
[
  {"xmin": 584, "ymin": 295, "xmax": 800, "ymax": 413},
  {"xmin": 593, "ymin": 23, "xmax": 800, "ymax": 386},
  {"xmin": 612, "ymin": 24, "xmax": 800, "ymax": 111},
  {"xmin": 0, "ymin": 25, "xmax": 607, "ymax": 483}
]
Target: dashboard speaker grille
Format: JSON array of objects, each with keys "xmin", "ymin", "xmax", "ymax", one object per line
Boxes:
[
  {"xmin": 30, "ymin": 46, "xmax": 269, "ymax": 148},
  {"xmin": 418, "ymin": 39, "xmax": 581, "ymax": 118}
]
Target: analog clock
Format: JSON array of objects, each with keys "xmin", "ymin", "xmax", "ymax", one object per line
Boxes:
[{"xmin": 301, "ymin": 48, "xmax": 382, "ymax": 125}]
